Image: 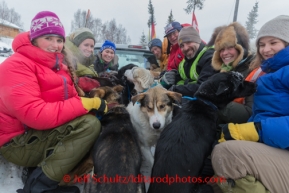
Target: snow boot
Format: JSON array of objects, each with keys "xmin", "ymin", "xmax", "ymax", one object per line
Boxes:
[{"xmin": 17, "ymin": 167, "xmax": 80, "ymax": 193}]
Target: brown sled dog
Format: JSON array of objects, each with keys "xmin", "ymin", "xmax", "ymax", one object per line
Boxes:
[{"xmin": 59, "ymin": 85, "xmax": 124, "ymax": 186}]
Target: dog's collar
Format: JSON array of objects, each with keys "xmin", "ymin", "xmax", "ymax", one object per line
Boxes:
[
  {"xmin": 139, "ymin": 81, "xmax": 159, "ymax": 93},
  {"xmin": 182, "ymin": 96, "xmax": 218, "ymax": 111}
]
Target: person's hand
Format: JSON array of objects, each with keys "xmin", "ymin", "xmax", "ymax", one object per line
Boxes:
[
  {"xmin": 80, "ymin": 97, "xmax": 108, "ymax": 114},
  {"xmin": 219, "ymin": 122, "xmax": 261, "ymax": 143},
  {"xmin": 160, "ymin": 69, "xmax": 178, "ymax": 89}
]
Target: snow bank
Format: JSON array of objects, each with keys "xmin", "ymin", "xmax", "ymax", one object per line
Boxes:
[
  {"xmin": 0, "ymin": 37, "xmax": 13, "ymax": 64},
  {"xmin": 0, "ymin": 155, "xmax": 23, "ymax": 193}
]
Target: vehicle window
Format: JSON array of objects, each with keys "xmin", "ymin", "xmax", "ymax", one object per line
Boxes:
[{"xmin": 94, "ymin": 47, "xmax": 155, "ymax": 69}]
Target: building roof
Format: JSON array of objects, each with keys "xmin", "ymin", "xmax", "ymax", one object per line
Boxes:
[{"xmin": 0, "ymin": 19, "xmax": 21, "ymax": 30}]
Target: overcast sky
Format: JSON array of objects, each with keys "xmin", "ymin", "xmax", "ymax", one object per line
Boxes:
[{"xmin": 3, "ymin": 0, "xmax": 289, "ymax": 44}]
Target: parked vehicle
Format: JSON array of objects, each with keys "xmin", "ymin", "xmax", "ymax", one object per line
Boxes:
[
  {"xmin": 0, "ymin": 47, "xmax": 13, "ymax": 57},
  {"xmin": 94, "ymin": 44, "xmax": 157, "ymax": 69}
]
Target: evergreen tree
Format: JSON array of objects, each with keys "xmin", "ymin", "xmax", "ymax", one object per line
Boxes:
[
  {"xmin": 167, "ymin": 9, "xmax": 175, "ymax": 24},
  {"xmin": 245, "ymin": 2, "xmax": 259, "ymax": 39},
  {"xmin": 140, "ymin": 31, "xmax": 147, "ymax": 46},
  {"xmin": 147, "ymin": 0, "xmax": 156, "ymax": 41},
  {"xmin": 184, "ymin": 0, "xmax": 205, "ymax": 14}
]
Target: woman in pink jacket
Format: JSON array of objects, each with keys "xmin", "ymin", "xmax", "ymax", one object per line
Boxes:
[{"xmin": 0, "ymin": 11, "xmax": 107, "ymax": 193}]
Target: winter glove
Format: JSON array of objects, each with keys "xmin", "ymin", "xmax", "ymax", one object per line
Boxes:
[
  {"xmin": 219, "ymin": 122, "xmax": 261, "ymax": 143},
  {"xmin": 80, "ymin": 97, "xmax": 108, "ymax": 114},
  {"xmin": 160, "ymin": 69, "xmax": 178, "ymax": 89}
]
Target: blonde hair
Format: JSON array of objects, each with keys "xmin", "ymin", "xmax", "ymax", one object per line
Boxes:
[{"xmin": 62, "ymin": 47, "xmax": 85, "ymax": 96}]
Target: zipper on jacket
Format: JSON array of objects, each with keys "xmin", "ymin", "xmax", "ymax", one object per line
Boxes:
[{"xmin": 60, "ymin": 75, "xmax": 69, "ymax": 100}]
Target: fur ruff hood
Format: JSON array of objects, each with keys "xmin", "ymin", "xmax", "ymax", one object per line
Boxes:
[{"xmin": 211, "ymin": 22, "xmax": 250, "ymax": 71}]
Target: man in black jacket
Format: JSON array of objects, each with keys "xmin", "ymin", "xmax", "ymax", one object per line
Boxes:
[{"xmin": 160, "ymin": 26, "xmax": 218, "ymax": 97}]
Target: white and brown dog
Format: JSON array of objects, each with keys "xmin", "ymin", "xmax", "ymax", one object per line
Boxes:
[{"xmin": 126, "ymin": 86, "xmax": 182, "ymax": 169}]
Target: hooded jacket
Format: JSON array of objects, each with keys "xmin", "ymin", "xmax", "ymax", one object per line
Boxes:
[
  {"xmin": 64, "ymin": 37, "xmax": 98, "ymax": 77},
  {"xmin": 0, "ymin": 32, "xmax": 87, "ymax": 147},
  {"xmin": 249, "ymin": 46, "xmax": 289, "ymax": 150}
]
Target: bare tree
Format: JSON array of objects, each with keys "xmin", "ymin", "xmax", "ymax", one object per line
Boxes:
[
  {"xmin": 167, "ymin": 9, "xmax": 175, "ymax": 24},
  {"xmin": 184, "ymin": 0, "xmax": 205, "ymax": 14},
  {"xmin": 245, "ymin": 2, "xmax": 259, "ymax": 39},
  {"xmin": 71, "ymin": 10, "xmax": 130, "ymax": 44},
  {"xmin": 0, "ymin": 1, "xmax": 23, "ymax": 28}
]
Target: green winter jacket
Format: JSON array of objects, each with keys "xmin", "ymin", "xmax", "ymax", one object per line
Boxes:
[{"xmin": 64, "ymin": 37, "xmax": 98, "ymax": 77}]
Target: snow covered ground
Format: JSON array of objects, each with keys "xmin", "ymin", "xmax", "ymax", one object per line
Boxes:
[
  {"xmin": 0, "ymin": 156, "xmax": 23, "ymax": 193},
  {"xmin": 0, "ymin": 37, "xmax": 22, "ymax": 193},
  {"xmin": 0, "ymin": 37, "xmax": 13, "ymax": 64}
]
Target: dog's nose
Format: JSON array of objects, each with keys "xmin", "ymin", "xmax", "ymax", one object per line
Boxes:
[{"xmin": 153, "ymin": 122, "xmax": 161, "ymax": 129}]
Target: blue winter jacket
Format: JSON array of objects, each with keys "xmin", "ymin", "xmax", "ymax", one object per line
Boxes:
[{"xmin": 249, "ymin": 46, "xmax": 289, "ymax": 150}]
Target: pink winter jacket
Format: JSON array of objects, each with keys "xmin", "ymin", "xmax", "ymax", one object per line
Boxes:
[{"xmin": 0, "ymin": 32, "xmax": 87, "ymax": 147}]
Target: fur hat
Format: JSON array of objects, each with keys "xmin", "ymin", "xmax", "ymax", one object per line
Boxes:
[
  {"xmin": 30, "ymin": 11, "xmax": 65, "ymax": 41},
  {"xmin": 178, "ymin": 26, "xmax": 201, "ymax": 45},
  {"xmin": 212, "ymin": 22, "xmax": 250, "ymax": 71},
  {"xmin": 148, "ymin": 38, "xmax": 162, "ymax": 50},
  {"xmin": 100, "ymin": 40, "xmax": 116, "ymax": 53},
  {"xmin": 256, "ymin": 15, "xmax": 289, "ymax": 46},
  {"xmin": 164, "ymin": 22, "xmax": 182, "ymax": 37},
  {"xmin": 69, "ymin": 27, "xmax": 95, "ymax": 47}
]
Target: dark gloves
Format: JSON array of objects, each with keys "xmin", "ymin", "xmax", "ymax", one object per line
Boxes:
[
  {"xmin": 219, "ymin": 122, "xmax": 261, "ymax": 143},
  {"xmin": 160, "ymin": 69, "xmax": 178, "ymax": 89}
]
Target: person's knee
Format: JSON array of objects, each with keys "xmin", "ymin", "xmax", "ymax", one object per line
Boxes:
[{"xmin": 82, "ymin": 114, "xmax": 101, "ymax": 138}]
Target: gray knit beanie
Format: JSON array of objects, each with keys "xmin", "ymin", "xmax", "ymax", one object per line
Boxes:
[
  {"xmin": 178, "ymin": 26, "xmax": 201, "ymax": 45},
  {"xmin": 256, "ymin": 15, "xmax": 289, "ymax": 45},
  {"xmin": 69, "ymin": 27, "xmax": 95, "ymax": 47}
]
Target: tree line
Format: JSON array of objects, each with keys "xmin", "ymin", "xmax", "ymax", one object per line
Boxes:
[
  {"xmin": 0, "ymin": 0, "xmax": 259, "ymax": 45},
  {"xmin": 144, "ymin": 0, "xmax": 259, "ymax": 44},
  {"xmin": 0, "ymin": 1, "xmax": 23, "ymax": 28}
]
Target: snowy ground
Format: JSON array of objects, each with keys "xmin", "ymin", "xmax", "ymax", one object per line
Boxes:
[
  {"xmin": 0, "ymin": 155, "xmax": 23, "ymax": 193},
  {"xmin": 0, "ymin": 37, "xmax": 13, "ymax": 64}
]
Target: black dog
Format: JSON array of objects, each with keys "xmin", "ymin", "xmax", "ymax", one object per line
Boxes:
[
  {"xmin": 117, "ymin": 64, "xmax": 138, "ymax": 106},
  {"xmin": 87, "ymin": 106, "xmax": 145, "ymax": 193},
  {"xmin": 148, "ymin": 72, "xmax": 256, "ymax": 193}
]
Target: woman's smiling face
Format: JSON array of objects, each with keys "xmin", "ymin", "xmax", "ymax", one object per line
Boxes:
[
  {"xmin": 258, "ymin": 36, "xmax": 286, "ymax": 60},
  {"xmin": 78, "ymin": 39, "xmax": 95, "ymax": 57}
]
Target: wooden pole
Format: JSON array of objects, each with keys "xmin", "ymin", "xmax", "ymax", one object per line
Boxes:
[{"xmin": 233, "ymin": 0, "xmax": 239, "ymax": 22}]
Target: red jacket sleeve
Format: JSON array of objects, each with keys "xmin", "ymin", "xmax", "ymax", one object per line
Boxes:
[{"xmin": 0, "ymin": 60, "xmax": 87, "ymax": 130}]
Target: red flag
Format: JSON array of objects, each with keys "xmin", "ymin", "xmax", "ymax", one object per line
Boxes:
[
  {"xmin": 151, "ymin": 22, "xmax": 156, "ymax": 40},
  {"xmin": 192, "ymin": 12, "xmax": 199, "ymax": 33},
  {"xmin": 86, "ymin": 9, "xmax": 91, "ymax": 20}
]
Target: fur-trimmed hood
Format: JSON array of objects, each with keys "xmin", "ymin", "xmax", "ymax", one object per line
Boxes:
[{"xmin": 211, "ymin": 22, "xmax": 250, "ymax": 72}]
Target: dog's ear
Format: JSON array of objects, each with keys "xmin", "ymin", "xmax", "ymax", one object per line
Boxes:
[
  {"xmin": 131, "ymin": 93, "xmax": 146, "ymax": 105},
  {"xmin": 112, "ymin": 85, "xmax": 124, "ymax": 93},
  {"xmin": 215, "ymin": 82, "xmax": 229, "ymax": 96},
  {"xmin": 166, "ymin": 91, "xmax": 182, "ymax": 103},
  {"xmin": 89, "ymin": 88, "xmax": 106, "ymax": 98}
]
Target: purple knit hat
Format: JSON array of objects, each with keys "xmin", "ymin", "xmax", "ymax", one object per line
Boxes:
[{"xmin": 30, "ymin": 11, "xmax": 65, "ymax": 41}]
